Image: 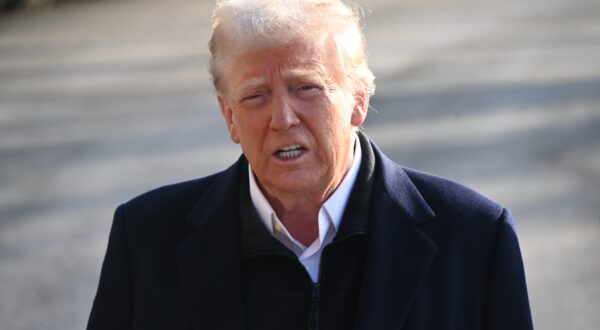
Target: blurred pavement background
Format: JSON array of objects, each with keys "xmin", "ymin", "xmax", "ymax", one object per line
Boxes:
[{"xmin": 0, "ymin": 0, "xmax": 599, "ymax": 329}]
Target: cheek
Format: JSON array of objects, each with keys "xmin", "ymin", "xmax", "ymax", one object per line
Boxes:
[
  {"xmin": 232, "ymin": 110, "xmax": 252, "ymax": 135},
  {"xmin": 313, "ymin": 113, "xmax": 346, "ymax": 157},
  {"xmin": 235, "ymin": 112, "xmax": 268, "ymax": 154}
]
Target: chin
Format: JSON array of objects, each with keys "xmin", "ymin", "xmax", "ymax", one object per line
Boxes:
[
  {"xmin": 269, "ymin": 174, "xmax": 321, "ymax": 194},
  {"xmin": 272, "ymin": 180, "xmax": 312, "ymax": 194},
  {"xmin": 258, "ymin": 165, "xmax": 328, "ymax": 195}
]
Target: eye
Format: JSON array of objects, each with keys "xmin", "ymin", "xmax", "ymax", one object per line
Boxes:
[
  {"xmin": 243, "ymin": 94, "xmax": 261, "ymax": 101},
  {"xmin": 295, "ymin": 84, "xmax": 321, "ymax": 99},
  {"xmin": 240, "ymin": 93, "xmax": 267, "ymax": 107},
  {"xmin": 298, "ymin": 85, "xmax": 318, "ymax": 92}
]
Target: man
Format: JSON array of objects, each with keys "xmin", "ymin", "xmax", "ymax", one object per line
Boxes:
[{"xmin": 88, "ymin": 1, "xmax": 533, "ymax": 329}]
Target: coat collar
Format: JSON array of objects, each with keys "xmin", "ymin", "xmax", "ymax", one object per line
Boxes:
[
  {"xmin": 175, "ymin": 132, "xmax": 437, "ymax": 330},
  {"xmin": 354, "ymin": 139, "xmax": 437, "ymax": 329}
]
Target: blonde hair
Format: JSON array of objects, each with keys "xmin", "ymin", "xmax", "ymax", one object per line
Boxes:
[{"xmin": 209, "ymin": 0, "xmax": 375, "ymax": 96}]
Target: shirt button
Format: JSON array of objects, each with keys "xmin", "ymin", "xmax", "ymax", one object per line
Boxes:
[{"xmin": 273, "ymin": 222, "xmax": 283, "ymax": 234}]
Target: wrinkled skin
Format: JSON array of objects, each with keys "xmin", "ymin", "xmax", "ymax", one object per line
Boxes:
[{"xmin": 217, "ymin": 40, "xmax": 368, "ymax": 242}]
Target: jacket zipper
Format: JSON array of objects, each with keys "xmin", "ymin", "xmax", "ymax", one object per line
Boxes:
[
  {"xmin": 308, "ymin": 282, "xmax": 320, "ymax": 330},
  {"xmin": 247, "ymin": 231, "xmax": 366, "ymax": 330},
  {"xmin": 307, "ymin": 231, "xmax": 366, "ymax": 330}
]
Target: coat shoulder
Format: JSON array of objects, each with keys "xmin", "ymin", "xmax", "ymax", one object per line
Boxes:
[
  {"xmin": 127, "ymin": 173, "xmax": 220, "ymax": 211},
  {"xmin": 402, "ymin": 167, "xmax": 505, "ymax": 225},
  {"xmin": 116, "ymin": 170, "xmax": 227, "ymax": 233}
]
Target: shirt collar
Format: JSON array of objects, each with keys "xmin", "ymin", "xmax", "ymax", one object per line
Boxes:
[{"xmin": 248, "ymin": 135, "xmax": 362, "ymax": 243}]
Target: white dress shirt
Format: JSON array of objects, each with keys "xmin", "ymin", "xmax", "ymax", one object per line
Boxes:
[{"xmin": 248, "ymin": 137, "xmax": 362, "ymax": 282}]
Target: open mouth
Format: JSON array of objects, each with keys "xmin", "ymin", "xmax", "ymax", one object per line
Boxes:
[{"xmin": 274, "ymin": 144, "xmax": 306, "ymax": 160}]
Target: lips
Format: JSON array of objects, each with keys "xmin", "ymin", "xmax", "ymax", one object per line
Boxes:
[{"xmin": 274, "ymin": 144, "xmax": 306, "ymax": 160}]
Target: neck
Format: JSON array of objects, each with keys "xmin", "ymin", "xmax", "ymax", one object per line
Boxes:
[
  {"xmin": 258, "ymin": 159, "xmax": 351, "ymax": 246},
  {"xmin": 267, "ymin": 196, "xmax": 320, "ymax": 246}
]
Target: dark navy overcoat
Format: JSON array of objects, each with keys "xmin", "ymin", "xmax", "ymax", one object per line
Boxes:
[{"xmin": 88, "ymin": 134, "xmax": 533, "ymax": 330}]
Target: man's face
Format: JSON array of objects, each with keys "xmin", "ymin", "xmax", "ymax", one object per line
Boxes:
[{"xmin": 217, "ymin": 40, "xmax": 367, "ymax": 201}]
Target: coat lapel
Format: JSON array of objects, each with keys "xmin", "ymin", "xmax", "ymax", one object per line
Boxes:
[
  {"xmin": 175, "ymin": 158, "xmax": 247, "ymax": 330},
  {"xmin": 355, "ymin": 142, "xmax": 438, "ymax": 329}
]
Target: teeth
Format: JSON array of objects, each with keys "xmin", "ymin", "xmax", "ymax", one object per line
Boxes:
[
  {"xmin": 275, "ymin": 144, "xmax": 304, "ymax": 159},
  {"xmin": 280, "ymin": 144, "xmax": 302, "ymax": 151},
  {"xmin": 278, "ymin": 149, "xmax": 302, "ymax": 159}
]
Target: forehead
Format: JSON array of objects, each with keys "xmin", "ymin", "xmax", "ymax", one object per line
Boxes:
[
  {"xmin": 236, "ymin": 66, "xmax": 319, "ymax": 90},
  {"xmin": 222, "ymin": 41, "xmax": 339, "ymax": 91}
]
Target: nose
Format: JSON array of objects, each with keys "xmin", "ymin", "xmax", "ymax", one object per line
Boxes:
[{"xmin": 269, "ymin": 91, "xmax": 300, "ymax": 131}]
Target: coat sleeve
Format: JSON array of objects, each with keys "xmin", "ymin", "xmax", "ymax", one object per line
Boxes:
[
  {"xmin": 483, "ymin": 208, "xmax": 534, "ymax": 330},
  {"xmin": 87, "ymin": 205, "xmax": 133, "ymax": 330}
]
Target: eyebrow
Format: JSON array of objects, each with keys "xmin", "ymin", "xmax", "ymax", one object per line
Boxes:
[
  {"xmin": 234, "ymin": 67, "xmax": 326, "ymax": 95},
  {"xmin": 236, "ymin": 77, "xmax": 267, "ymax": 93}
]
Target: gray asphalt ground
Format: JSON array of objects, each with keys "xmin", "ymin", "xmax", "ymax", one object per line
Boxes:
[{"xmin": 0, "ymin": 0, "xmax": 599, "ymax": 329}]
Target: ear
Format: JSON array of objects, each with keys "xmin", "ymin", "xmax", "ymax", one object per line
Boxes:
[
  {"xmin": 218, "ymin": 94, "xmax": 241, "ymax": 144},
  {"xmin": 350, "ymin": 89, "xmax": 369, "ymax": 127}
]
